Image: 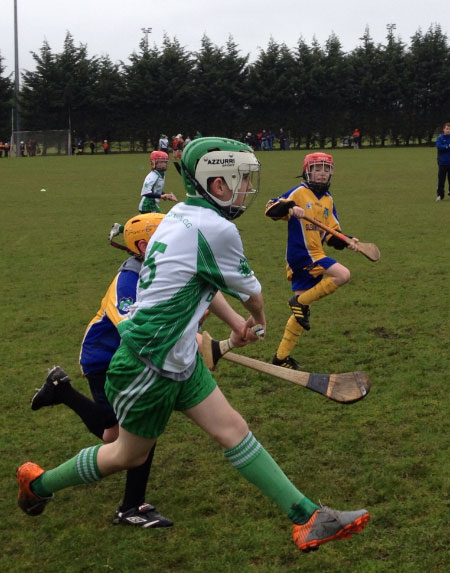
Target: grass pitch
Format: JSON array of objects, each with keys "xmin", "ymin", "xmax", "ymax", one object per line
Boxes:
[{"xmin": 1, "ymin": 147, "xmax": 450, "ymax": 571}]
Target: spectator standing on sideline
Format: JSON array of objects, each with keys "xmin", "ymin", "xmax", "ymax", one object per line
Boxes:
[
  {"xmin": 89, "ymin": 140, "xmax": 95, "ymax": 154},
  {"xmin": 261, "ymin": 130, "xmax": 269, "ymax": 151},
  {"xmin": 193, "ymin": 130, "xmax": 203, "ymax": 140},
  {"xmin": 174, "ymin": 134, "xmax": 184, "ymax": 159},
  {"xmin": 279, "ymin": 128, "xmax": 286, "ymax": 150},
  {"xmin": 244, "ymin": 132, "xmax": 253, "ymax": 149},
  {"xmin": 267, "ymin": 130, "xmax": 275, "ymax": 151},
  {"xmin": 103, "ymin": 140, "xmax": 109, "ymax": 154},
  {"xmin": 435, "ymin": 122, "xmax": 450, "ymax": 201},
  {"xmin": 352, "ymin": 128, "xmax": 360, "ymax": 149},
  {"xmin": 159, "ymin": 134, "xmax": 169, "ymax": 155}
]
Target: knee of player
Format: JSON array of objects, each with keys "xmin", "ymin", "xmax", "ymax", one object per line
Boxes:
[
  {"xmin": 215, "ymin": 415, "xmax": 249, "ymax": 448},
  {"xmin": 112, "ymin": 445, "xmax": 150, "ymax": 469},
  {"xmin": 335, "ymin": 267, "xmax": 351, "ymax": 285},
  {"xmin": 116, "ymin": 450, "xmax": 150, "ymax": 469},
  {"xmin": 127, "ymin": 452, "xmax": 150, "ymax": 468}
]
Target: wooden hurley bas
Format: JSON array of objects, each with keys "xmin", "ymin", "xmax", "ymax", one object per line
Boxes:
[
  {"xmin": 301, "ymin": 214, "xmax": 381, "ymax": 263},
  {"xmin": 201, "ymin": 331, "xmax": 371, "ymax": 404}
]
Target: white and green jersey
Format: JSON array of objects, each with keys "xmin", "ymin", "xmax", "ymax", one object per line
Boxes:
[
  {"xmin": 118, "ymin": 198, "xmax": 261, "ymax": 376},
  {"xmin": 139, "ymin": 169, "xmax": 166, "ymax": 213}
]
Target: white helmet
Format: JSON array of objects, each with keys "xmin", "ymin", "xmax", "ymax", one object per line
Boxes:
[{"xmin": 182, "ymin": 137, "xmax": 260, "ymax": 220}]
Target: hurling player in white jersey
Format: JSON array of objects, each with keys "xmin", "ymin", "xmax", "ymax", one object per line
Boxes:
[{"xmin": 17, "ymin": 138, "xmax": 369, "ymax": 553}]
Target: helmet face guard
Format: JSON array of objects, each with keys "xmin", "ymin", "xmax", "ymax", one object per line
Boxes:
[
  {"xmin": 180, "ymin": 137, "xmax": 260, "ymax": 220},
  {"xmin": 302, "ymin": 152, "xmax": 334, "ymax": 193},
  {"xmin": 195, "ymin": 150, "xmax": 260, "ymax": 219}
]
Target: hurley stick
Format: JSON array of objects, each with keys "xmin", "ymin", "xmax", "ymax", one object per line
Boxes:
[
  {"xmin": 300, "ymin": 213, "xmax": 380, "ymax": 262},
  {"xmin": 201, "ymin": 330, "xmax": 370, "ymax": 404}
]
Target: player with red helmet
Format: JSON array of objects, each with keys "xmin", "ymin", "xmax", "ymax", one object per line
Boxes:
[
  {"xmin": 265, "ymin": 152, "xmax": 360, "ymax": 369},
  {"xmin": 139, "ymin": 150, "xmax": 177, "ymax": 213}
]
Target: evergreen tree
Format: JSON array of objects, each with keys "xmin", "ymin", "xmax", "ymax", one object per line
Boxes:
[
  {"xmin": 56, "ymin": 33, "xmax": 97, "ymax": 139},
  {"xmin": 319, "ymin": 33, "xmax": 350, "ymax": 147},
  {"xmin": 20, "ymin": 33, "xmax": 97, "ymax": 141},
  {"xmin": 20, "ymin": 41, "xmax": 62, "ymax": 130},
  {"xmin": 247, "ymin": 39, "xmax": 296, "ymax": 138},
  {"xmin": 291, "ymin": 38, "xmax": 316, "ymax": 148},
  {"xmin": 192, "ymin": 35, "xmax": 249, "ymax": 138},
  {"xmin": 347, "ymin": 28, "xmax": 384, "ymax": 146},
  {"xmin": 377, "ymin": 25, "xmax": 407, "ymax": 146},
  {"xmin": 157, "ymin": 35, "xmax": 193, "ymax": 145},
  {"xmin": 123, "ymin": 35, "xmax": 192, "ymax": 151},
  {"xmin": 406, "ymin": 25, "xmax": 450, "ymax": 143},
  {"xmin": 0, "ymin": 54, "xmax": 13, "ymax": 137},
  {"xmin": 122, "ymin": 41, "xmax": 160, "ymax": 151},
  {"xmin": 88, "ymin": 56, "xmax": 126, "ymax": 145}
]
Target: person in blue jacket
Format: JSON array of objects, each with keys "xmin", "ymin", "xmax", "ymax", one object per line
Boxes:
[{"xmin": 435, "ymin": 122, "xmax": 450, "ymax": 201}]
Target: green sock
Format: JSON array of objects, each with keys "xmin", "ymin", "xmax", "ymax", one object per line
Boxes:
[
  {"xmin": 31, "ymin": 445, "xmax": 103, "ymax": 497},
  {"xmin": 224, "ymin": 432, "xmax": 319, "ymax": 524}
]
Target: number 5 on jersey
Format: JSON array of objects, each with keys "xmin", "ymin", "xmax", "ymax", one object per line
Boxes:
[{"xmin": 139, "ymin": 241, "xmax": 167, "ymax": 289}]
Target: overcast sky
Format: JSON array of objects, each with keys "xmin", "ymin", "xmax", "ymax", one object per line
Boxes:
[{"xmin": 1, "ymin": 0, "xmax": 449, "ymax": 76}]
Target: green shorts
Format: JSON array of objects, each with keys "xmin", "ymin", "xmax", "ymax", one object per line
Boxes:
[{"xmin": 105, "ymin": 343, "xmax": 216, "ymax": 438}]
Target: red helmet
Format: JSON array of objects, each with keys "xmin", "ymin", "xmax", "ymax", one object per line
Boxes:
[
  {"xmin": 302, "ymin": 152, "xmax": 334, "ymax": 174},
  {"xmin": 150, "ymin": 150, "xmax": 169, "ymax": 162},
  {"xmin": 302, "ymin": 152, "xmax": 334, "ymax": 193},
  {"xmin": 150, "ymin": 150, "xmax": 169, "ymax": 170}
]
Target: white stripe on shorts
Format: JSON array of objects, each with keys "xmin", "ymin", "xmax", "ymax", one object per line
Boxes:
[{"xmin": 113, "ymin": 365, "xmax": 158, "ymax": 425}]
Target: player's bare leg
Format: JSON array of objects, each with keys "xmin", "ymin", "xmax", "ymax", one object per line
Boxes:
[
  {"xmin": 96, "ymin": 427, "xmax": 155, "ymax": 475},
  {"xmin": 184, "ymin": 386, "xmax": 369, "ymax": 551}
]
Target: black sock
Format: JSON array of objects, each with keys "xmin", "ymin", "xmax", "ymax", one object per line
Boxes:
[
  {"xmin": 120, "ymin": 444, "xmax": 156, "ymax": 511},
  {"xmin": 57, "ymin": 385, "xmax": 105, "ymax": 439}
]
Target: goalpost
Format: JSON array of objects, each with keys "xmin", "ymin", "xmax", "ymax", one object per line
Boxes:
[{"xmin": 9, "ymin": 130, "xmax": 72, "ymax": 157}]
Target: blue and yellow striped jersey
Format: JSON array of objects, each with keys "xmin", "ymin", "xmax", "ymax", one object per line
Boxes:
[
  {"xmin": 265, "ymin": 183, "xmax": 341, "ymax": 274},
  {"xmin": 79, "ymin": 257, "xmax": 141, "ymax": 375}
]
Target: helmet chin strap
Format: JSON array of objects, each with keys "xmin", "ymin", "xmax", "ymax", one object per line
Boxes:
[
  {"xmin": 305, "ymin": 171, "xmax": 332, "ymax": 194},
  {"xmin": 174, "ymin": 161, "xmax": 235, "ymax": 220},
  {"xmin": 109, "ymin": 239, "xmax": 143, "ymax": 260}
]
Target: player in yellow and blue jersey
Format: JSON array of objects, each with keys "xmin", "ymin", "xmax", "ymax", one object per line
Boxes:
[
  {"xmin": 30, "ymin": 213, "xmax": 173, "ymax": 528},
  {"xmin": 265, "ymin": 152, "xmax": 360, "ymax": 369}
]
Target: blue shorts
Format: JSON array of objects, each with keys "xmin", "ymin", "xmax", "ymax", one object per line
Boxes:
[{"xmin": 291, "ymin": 256, "xmax": 336, "ymax": 291}]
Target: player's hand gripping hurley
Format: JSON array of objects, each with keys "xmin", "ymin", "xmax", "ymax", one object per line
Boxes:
[{"xmin": 201, "ymin": 328, "xmax": 370, "ymax": 404}]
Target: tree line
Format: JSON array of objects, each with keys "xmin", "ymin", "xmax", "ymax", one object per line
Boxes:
[{"xmin": 1, "ymin": 24, "xmax": 450, "ymax": 150}]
